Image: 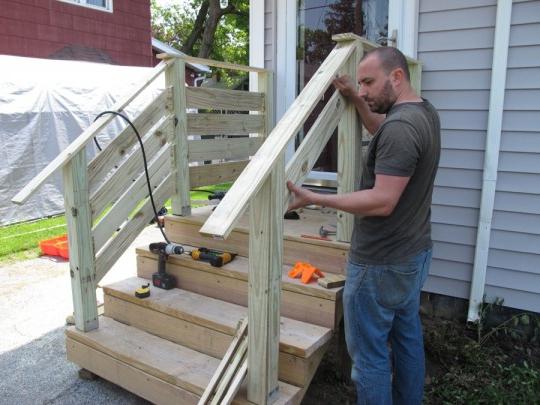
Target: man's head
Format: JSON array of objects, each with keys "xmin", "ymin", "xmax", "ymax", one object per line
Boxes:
[{"xmin": 357, "ymin": 47, "xmax": 411, "ymax": 114}]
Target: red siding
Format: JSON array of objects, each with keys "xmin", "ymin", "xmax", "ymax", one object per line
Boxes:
[{"xmin": 0, "ymin": 0, "xmax": 153, "ymax": 66}]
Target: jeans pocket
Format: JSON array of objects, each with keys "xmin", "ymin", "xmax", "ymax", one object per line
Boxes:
[{"xmin": 375, "ymin": 263, "xmax": 420, "ymax": 309}]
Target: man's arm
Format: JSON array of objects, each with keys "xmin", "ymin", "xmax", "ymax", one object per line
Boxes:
[
  {"xmin": 287, "ymin": 174, "xmax": 410, "ymax": 217},
  {"xmin": 333, "ymin": 76, "xmax": 385, "ymax": 134}
]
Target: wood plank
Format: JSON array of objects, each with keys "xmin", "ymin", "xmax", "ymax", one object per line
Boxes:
[
  {"xmin": 157, "ymin": 53, "xmax": 268, "ymax": 73},
  {"xmin": 318, "ymin": 274, "xmax": 346, "ymax": 289},
  {"xmin": 212, "ymin": 340, "xmax": 247, "ymax": 405},
  {"xmin": 285, "ymin": 91, "xmax": 345, "ymax": 212},
  {"xmin": 62, "ymin": 150, "xmax": 98, "ymax": 332},
  {"xmin": 187, "ymin": 114, "xmax": 265, "ymax": 136},
  {"xmin": 94, "ymin": 174, "xmax": 173, "ymax": 283},
  {"xmin": 88, "ymin": 89, "xmax": 171, "ymax": 193},
  {"xmin": 90, "ymin": 116, "xmax": 171, "ymax": 221},
  {"xmin": 258, "ymin": 71, "xmax": 274, "ymax": 138},
  {"xmin": 199, "ymin": 318, "xmax": 247, "ymax": 405},
  {"xmin": 167, "ymin": 59, "xmax": 192, "ymax": 217},
  {"xmin": 409, "ymin": 62, "xmax": 423, "ymax": 97},
  {"xmin": 188, "ymin": 137, "xmax": 263, "ymax": 162},
  {"xmin": 66, "ymin": 317, "xmax": 301, "ymax": 404},
  {"xmin": 66, "ymin": 337, "xmax": 200, "ymax": 405},
  {"xmin": 199, "ymin": 41, "xmax": 356, "ymax": 238},
  {"xmin": 336, "ymin": 41, "xmax": 362, "ymax": 243},
  {"xmin": 103, "ymin": 293, "xmax": 317, "ymax": 387},
  {"xmin": 12, "ymin": 60, "xmax": 171, "ymax": 205},
  {"xmin": 247, "ymin": 159, "xmax": 284, "ymax": 403},
  {"xmin": 220, "ymin": 360, "xmax": 247, "ymax": 405},
  {"xmin": 186, "ymin": 87, "xmax": 265, "ymax": 111},
  {"xmin": 189, "ymin": 160, "xmax": 248, "ymax": 188},
  {"xmin": 104, "ymin": 277, "xmax": 332, "ymax": 358},
  {"xmin": 92, "ymin": 144, "xmax": 171, "ymax": 252},
  {"xmin": 136, "ymin": 246, "xmax": 340, "ymax": 301},
  {"xmin": 136, "ymin": 255, "xmax": 337, "ymax": 330}
]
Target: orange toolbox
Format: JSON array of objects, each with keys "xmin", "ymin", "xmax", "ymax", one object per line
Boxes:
[{"xmin": 39, "ymin": 234, "xmax": 69, "ymax": 259}]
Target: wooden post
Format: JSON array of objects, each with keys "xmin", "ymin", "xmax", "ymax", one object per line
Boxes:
[
  {"xmin": 247, "ymin": 155, "xmax": 284, "ymax": 404},
  {"xmin": 334, "ymin": 34, "xmax": 363, "ymax": 242},
  {"xmin": 63, "ymin": 149, "xmax": 98, "ymax": 332},
  {"xmin": 166, "ymin": 58, "xmax": 191, "ymax": 216},
  {"xmin": 258, "ymin": 71, "xmax": 274, "ymax": 138},
  {"xmin": 409, "ymin": 62, "xmax": 422, "ymax": 97}
]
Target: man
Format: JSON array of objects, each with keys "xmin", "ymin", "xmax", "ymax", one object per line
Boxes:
[{"xmin": 287, "ymin": 47, "xmax": 441, "ymax": 405}]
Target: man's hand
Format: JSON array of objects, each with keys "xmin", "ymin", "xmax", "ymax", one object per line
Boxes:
[
  {"xmin": 333, "ymin": 75, "xmax": 357, "ymax": 98},
  {"xmin": 287, "ymin": 181, "xmax": 317, "ymax": 211}
]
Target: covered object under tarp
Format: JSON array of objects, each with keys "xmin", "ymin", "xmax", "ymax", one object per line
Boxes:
[{"xmin": 1, "ymin": 55, "xmax": 165, "ymax": 226}]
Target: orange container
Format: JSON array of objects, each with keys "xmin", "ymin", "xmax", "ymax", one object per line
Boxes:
[{"xmin": 39, "ymin": 234, "xmax": 69, "ymax": 258}]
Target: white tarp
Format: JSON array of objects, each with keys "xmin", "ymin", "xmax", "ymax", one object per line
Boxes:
[{"xmin": 0, "ymin": 55, "xmax": 164, "ymax": 226}]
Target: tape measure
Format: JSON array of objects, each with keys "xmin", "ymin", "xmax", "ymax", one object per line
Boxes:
[{"xmin": 135, "ymin": 283, "xmax": 151, "ymax": 298}]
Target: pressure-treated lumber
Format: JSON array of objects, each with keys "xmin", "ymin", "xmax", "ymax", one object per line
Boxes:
[
  {"xmin": 63, "ymin": 150, "xmax": 98, "ymax": 332},
  {"xmin": 66, "ymin": 317, "xmax": 302, "ymax": 404},
  {"xmin": 92, "ymin": 144, "xmax": 171, "ymax": 252},
  {"xmin": 187, "ymin": 114, "xmax": 265, "ymax": 136},
  {"xmin": 200, "ymin": 41, "xmax": 355, "ymax": 238},
  {"xmin": 199, "ymin": 317, "xmax": 248, "ymax": 405},
  {"xmin": 12, "ymin": 60, "xmax": 170, "ymax": 205},
  {"xmin": 409, "ymin": 62, "xmax": 422, "ymax": 97},
  {"xmin": 186, "ymin": 87, "xmax": 265, "ymax": 112},
  {"xmin": 258, "ymin": 71, "xmax": 274, "ymax": 139},
  {"xmin": 166, "ymin": 59, "xmax": 191, "ymax": 217},
  {"xmin": 336, "ymin": 37, "xmax": 363, "ymax": 242},
  {"xmin": 188, "ymin": 137, "xmax": 263, "ymax": 162},
  {"xmin": 89, "ymin": 115, "xmax": 171, "ymax": 221},
  {"xmin": 157, "ymin": 53, "xmax": 268, "ymax": 74},
  {"xmin": 87, "ymin": 89, "xmax": 172, "ymax": 193},
  {"xmin": 285, "ymin": 91, "xmax": 346, "ymax": 208},
  {"xmin": 211, "ymin": 340, "xmax": 247, "ymax": 405},
  {"xmin": 189, "ymin": 160, "xmax": 249, "ymax": 188},
  {"xmin": 94, "ymin": 174, "xmax": 173, "ymax": 283},
  {"xmin": 103, "ymin": 292, "xmax": 326, "ymax": 387}
]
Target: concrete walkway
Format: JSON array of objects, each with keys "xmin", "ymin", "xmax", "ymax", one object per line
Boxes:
[{"xmin": 0, "ymin": 224, "xmax": 163, "ymax": 404}]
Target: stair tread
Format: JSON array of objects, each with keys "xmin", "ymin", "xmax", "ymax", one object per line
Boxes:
[
  {"xmin": 66, "ymin": 316, "xmax": 301, "ymax": 404},
  {"xmin": 135, "ymin": 245, "xmax": 342, "ymax": 302},
  {"xmin": 103, "ymin": 277, "xmax": 332, "ymax": 358},
  {"xmin": 166, "ymin": 205, "xmax": 350, "ymax": 249}
]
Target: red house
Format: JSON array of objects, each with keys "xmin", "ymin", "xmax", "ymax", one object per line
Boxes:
[{"xmin": 0, "ymin": 0, "xmax": 153, "ymax": 66}]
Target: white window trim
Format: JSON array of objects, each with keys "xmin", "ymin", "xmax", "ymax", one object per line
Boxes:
[{"xmin": 57, "ymin": 0, "xmax": 113, "ymax": 13}]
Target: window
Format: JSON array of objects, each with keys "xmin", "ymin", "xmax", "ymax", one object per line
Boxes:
[{"xmin": 58, "ymin": 0, "xmax": 113, "ymax": 12}]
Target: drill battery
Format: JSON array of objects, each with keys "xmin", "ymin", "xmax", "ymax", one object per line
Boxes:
[{"xmin": 190, "ymin": 247, "xmax": 236, "ymax": 267}]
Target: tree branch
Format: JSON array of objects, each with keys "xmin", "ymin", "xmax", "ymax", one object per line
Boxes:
[{"xmin": 181, "ymin": 0, "xmax": 209, "ymax": 55}]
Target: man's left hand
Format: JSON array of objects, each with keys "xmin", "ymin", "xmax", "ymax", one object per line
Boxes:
[{"xmin": 286, "ymin": 181, "xmax": 316, "ymax": 211}]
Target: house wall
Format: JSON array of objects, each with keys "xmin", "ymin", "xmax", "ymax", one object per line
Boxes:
[
  {"xmin": 418, "ymin": 0, "xmax": 540, "ymax": 312},
  {"xmin": 0, "ymin": 0, "xmax": 153, "ymax": 66}
]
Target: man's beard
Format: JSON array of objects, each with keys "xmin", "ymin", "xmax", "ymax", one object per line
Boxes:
[{"xmin": 366, "ymin": 80, "xmax": 396, "ymax": 114}]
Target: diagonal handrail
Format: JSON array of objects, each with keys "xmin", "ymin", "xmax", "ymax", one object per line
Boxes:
[
  {"xmin": 11, "ymin": 60, "xmax": 172, "ymax": 205},
  {"xmin": 199, "ymin": 40, "xmax": 357, "ymax": 239}
]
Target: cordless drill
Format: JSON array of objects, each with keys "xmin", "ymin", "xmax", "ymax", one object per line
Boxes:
[{"xmin": 148, "ymin": 242, "xmax": 184, "ymax": 290}]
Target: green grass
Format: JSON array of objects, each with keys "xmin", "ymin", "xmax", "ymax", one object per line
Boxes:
[{"xmin": 0, "ymin": 183, "xmax": 232, "ymax": 265}]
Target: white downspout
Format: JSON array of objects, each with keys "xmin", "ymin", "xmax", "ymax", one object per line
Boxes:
[{"xmin": 467, "ymin": 0, "xmax": 513, "ymax": 322}]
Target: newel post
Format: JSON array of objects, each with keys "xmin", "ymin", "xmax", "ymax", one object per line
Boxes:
[
  {"xmin": 334, "ymin": 34, "xmax": 363, "ymax": 242},
  {"xmin": 165, "ymin": 58, "xmax": 191, "ymax": 216},
  {"xmin": 247, "ymin": 154, "xmax": 284, "ymax": 404},
  {"xmin": 63, "ymin": 149, "xmax": 98, "ymax": 332}
]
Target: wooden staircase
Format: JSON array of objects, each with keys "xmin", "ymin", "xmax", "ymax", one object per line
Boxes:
[{"xmin": 65, "ymin": 206, "xmax": 348, "ymax": 404}]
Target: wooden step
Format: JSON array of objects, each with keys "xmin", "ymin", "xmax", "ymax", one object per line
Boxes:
[
  {"xmin": 103, "ymin": 277, "xmax": 331, "ymax": 388},
  {"xmin": 164, "ymin": 206, "xmax": 350, "ymax": 275},
  {"xmin": 135, "ymin": 246, "xmax": 343, "ymax": 329},
  {"xmin": 66, "ymin": 316, "xmax": 302, "ymax": 405}
]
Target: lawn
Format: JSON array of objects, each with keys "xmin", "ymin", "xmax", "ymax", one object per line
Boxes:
[{"xmin": 0, "ymin": 183, "xmax": 230, "ymax": 265}]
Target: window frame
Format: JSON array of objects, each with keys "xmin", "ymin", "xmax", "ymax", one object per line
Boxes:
[{"xmin": 57, "ymin": 0, "xmax": 114, "ymax": 13}]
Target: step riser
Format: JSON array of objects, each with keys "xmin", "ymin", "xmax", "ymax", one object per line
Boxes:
[
  {"xmin": 165, "ymin": 219, "xmax": 348, "ymax": 275},
  {"xmin": 104, "ymin": 294, "xmax": 313, "ymax": 387},
  {"xmin": 137, "ymin": 254, "xmax": 338, "ymax": 329},
  {"xmin": 67, "ymin": 337, "xmax": 199, "ymax": 405}
]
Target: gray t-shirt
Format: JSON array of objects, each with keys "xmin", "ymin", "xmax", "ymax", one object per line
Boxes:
[{"xmin": 349, "ymin": 99, "xmax": 441, "ymax": 265}]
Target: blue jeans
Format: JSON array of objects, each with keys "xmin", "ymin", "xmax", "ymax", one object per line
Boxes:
[{"xmin": 343, "ymin": 249, "xmax": 432, "ymax": 405}]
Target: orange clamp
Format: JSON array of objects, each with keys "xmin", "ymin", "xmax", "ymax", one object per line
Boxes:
[{"xmin": 288, "ymin": 261, "xmax": 324, "ymax": 284}]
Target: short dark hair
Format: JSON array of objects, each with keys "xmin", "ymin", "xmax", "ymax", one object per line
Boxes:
[{"xmin": 362, "ymin": 47, "xmax": 410, "ymax": 82}]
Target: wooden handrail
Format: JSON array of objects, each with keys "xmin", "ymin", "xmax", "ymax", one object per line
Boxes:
[
  {"xmin": 11, "ymin": 60, "xmax": 172, "ymax": 205},
  {"xmin": 199, "ymin": 40, "xmax": 356, "ymax": 238},
  {"xmin": 157, "ymin": 53, "xmax": 269, "ymax": 74}
]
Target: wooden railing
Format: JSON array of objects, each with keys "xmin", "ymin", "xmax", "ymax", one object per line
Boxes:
[
  {"xmin": 11, "ymin": 56, "xmax": 273, "ymax": 334},
  {"xmin": 199, "ymin": 33, "xmax": 422, "ymax": 403}
]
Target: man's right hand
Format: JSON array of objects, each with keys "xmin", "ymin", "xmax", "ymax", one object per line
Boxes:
[{"xmin": 333, "ymin": 75, "xmax": 357, "ymax": 98}]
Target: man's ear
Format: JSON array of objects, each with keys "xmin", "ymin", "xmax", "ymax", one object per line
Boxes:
[{"xmin": 390, "ymin": 68, "xmax": 404, "ymax": 86}]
